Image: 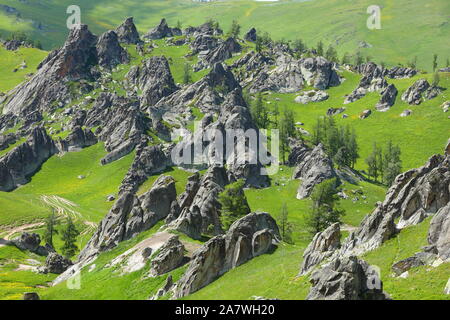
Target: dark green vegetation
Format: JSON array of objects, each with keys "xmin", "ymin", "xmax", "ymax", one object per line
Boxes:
[{"xmin": 0, "ymin": 0, "xmax": 449, "ymax": 71}]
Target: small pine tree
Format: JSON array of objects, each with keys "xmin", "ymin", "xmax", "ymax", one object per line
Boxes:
[
  {"xmin": 61, "ymin": 217, "xmax": 80, "ymax": 259},
  {"xmin": 183, "ymin": 63, "xmax": 192, "ymax": 84},
  {"xmin": 43, "ymin": 209, "xmax": 58, "ymax": 248},
  {"xmin": 228, "ymin": 20, "xmax": 241, "ymax": 38},
  {"xmin": 278, "ymin": 203, "xmax": 293, "ymax": 244},
  {"xmin": 218, "ymin": 180, "xmax": 251, "ymax": 230},
  {"xmin": 432, "ymin": 72, "xmax": 440, "ymax": 87},
  {"xmin": 341, "ymin": 52, "xmax": 351, "ymax": 65},
  {"xmin": 355, "ymin": 51, "xmax": 364, "ymax": 66},
  {"xmin": 325, "ymin": 45, "xmax": 338, "ymax": 63},
  {"xmin": 316, "ymin": 41, "xmax": 324, "ymax": 56},
  {"xmin": 306, "ymin": 178, "xmax": 345, "ymax": 237},
  {"xmin": 432, "ymin": 54, "xmax": 438, "ymax": 72}
]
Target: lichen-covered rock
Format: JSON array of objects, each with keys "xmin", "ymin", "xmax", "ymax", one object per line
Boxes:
[
  {"xmin": 57, "ymin": 126, "xmax": 97, "ymax": 152},
  {"xmin": 144, "ymin": 18, "xmax": 181, "ymax": 40},
  {"xmin": 299, "ymin": 56, "xmax": 341, "ymax": 90},
  {"xmin": 295, "ymin": 90, "xmax": 329, "ymax": 104}
]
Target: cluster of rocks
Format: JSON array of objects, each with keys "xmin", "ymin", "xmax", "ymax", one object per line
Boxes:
[
  {"xmin": 172, "ymin": 212, "xmax": 280, "ymax": 298},
  {"xmin": 11, "ymin": 232, "xmax": 52, "ymax": 256},
  {"xmin": 401, "ymin": 79, "xmax": 440, "ymax": 105},
  {"xmin": 295, "ymin": 90, "xmax": 329, "ymax": 104}
]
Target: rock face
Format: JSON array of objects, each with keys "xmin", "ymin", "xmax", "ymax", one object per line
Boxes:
[
  {"xmin": 307, "ymin": 256, "xmax": 390, "ymax": 300},
  {"xmin": 300, "ymin": 223, "xmax": 341, "ymax": 275},
  {"xmin": 148, "ymin": 235, "xmax": 185, "ymax": 277},
  {"xmin": 120, "ymin": 143, "xmax": 171, "ymax": 194},
  {"xmin": 295, "ymin": 90, "xmax": 329, "ymax": 104},
  {"xmin": 169, "ymin": 166, "xmax": 229, "ymax": 239},
  {"xmin": 401, "ymin": 79, "xmax": 438, "ymax": 105},
  {"xmin": 300, "ymin": 57, "xmax": 341, "ymax": 90},
  {"xmin": 244, "ymin": 28, "xmax": 257, "ymax": 42},
  {"xmin": 83, "ymin": 93, "xmax": 150, "ymax": 165},
  {"xmin": 345, "ymin": 62, "xmax": 387, "ymax": 105},
  {"xmin": 96, "ymin": 30, "xmax": 129, "ymax": 69},
  {"xmin": 144, "ymin": 18, "xmax": 181, "ymax": 40},
  {"xmin": 173, "ymin": 212, "xmax": 280, "ymax": 298},
  {"xmin": 43, "ymin": 253, "xmax": 73, "ymax": 274},
  {"xmin": 2, "ymin": 25, "xmax": 98, "ymax": 116},
  {"xmin": 428, "ymin": 202, "xmax": 450, "ymax": 260},
  {"xmin": 77, "ymin": 175, "xmax": 177, "ymax": 264},
  {"xmin": 375, "ymin": 84, "xmax": 398, "ymax": 111},
  {"xmin": 391, "ymin": 252, "xmax": 437, "ymax": 276},
  {"xmin": 58, "ymin": 126, "xmax": 97, "ymax": 152},
  {"xmin": 126, "ymin": 56, "xmax": 178, "ymax": 107},
  {"xmin": 0, "ymin": 133, "xmax": 17, "ymax": 151},
  {"xmin": 340, "ymin": 141, "xmax": 450, "ymax": 257},
  {"xmin": 11, "ymin": 233, "xmax": 50, "ymax": 256},
  {"xmin": 0, "ymin": 127, "xmax": 57, "ymax": 191},
  {"xmin": 195, "ymin": 37, "xmax": 241, "ymax": 71},
  {"xmin": 115, "ymin": 17, "xmax": 141, "ymax": 44},
  {"xmin": 291, "ymin": 143, "xmax": 336, "ymax": 199},
  {"xmin": 23, "ymin": 292, "xmax": 40, "ymax": 300}
]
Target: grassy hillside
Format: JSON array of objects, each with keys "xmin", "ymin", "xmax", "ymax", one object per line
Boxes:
[
  {"xmin": 0, "ymin": 45, "xmax": 47, "ymax": 92},
  {"xmin": 0, "ymin": 0, "xmax": 449, "ymax": 71}
]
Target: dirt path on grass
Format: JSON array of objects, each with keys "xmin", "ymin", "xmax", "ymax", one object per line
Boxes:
[{"xmin": 0, "ymin": 222, "xmax": 45, "ymax": 241}]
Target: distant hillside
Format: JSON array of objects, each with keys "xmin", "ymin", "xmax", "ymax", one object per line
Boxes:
[{"xmin": 0, "ymin": 0, "xmax": 448, "ymax": 71}]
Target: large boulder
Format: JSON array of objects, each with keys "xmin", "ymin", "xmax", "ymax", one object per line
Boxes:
[
  {"xmin": 299, "ymin": 223, "xmax": 341, "ymax": 275},
  {"xmin": 173, "ymin": 212, "xmax": 280, "ymax": 298},
  {"xmin": 57, "ymin": 126, "xmax": 97, "ymax": 152},
  {"xmin": 375, "ymin": 84, "xmax": 398, "ymax": 111},
  {"xmin": 44, "ymin": 253, "xmax": 73, "ymax": 274},
  {"xmin": 12, "ymin": 233, "xmax": 50, "ymax": 256},
  {"xmin": 115, "ymin": 17, "xmax": 141, "ymax": 44},
  {"xmin": 299, "ymin": 56, "xmax": 341, "ymax": 90},
  {"xmin": 244, "ymin": 28, "xmax": 257, "ymax": 42},
  {"xmin": 96, "ymin": 30, "xmax": 129, "ymax": 69},
  {"xmin": 194, "ymin": 38, "xmax": 241, "ymax": 71},
  {"xmin": 427, "ymin": 202, "xmax": 450, "ymax": 260},
  {"xmin": 291, "ymin": 143, "xmax": 336, "ymax": 199},
  {"xmin": 307, "ymin": 256, "xmax": 390, "ymax": 300},
  {"xmin": 148, "ymin": 235, "xmax": 185, "ymax": 277},
  {"xmin": 0, "ymin": 127, "xmax": 57, "ymax": 191}
]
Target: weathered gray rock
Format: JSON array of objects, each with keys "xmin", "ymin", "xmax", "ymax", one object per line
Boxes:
[
  {"xmin": 96, "ymin": 30, "xmax": 129, "ymax": 69},
  {"xmin": 77, "ymin": 175, "xmax": 177, "ymax": 264},
  {"xmin": 400, "ymin": 109, "xmax": 412, "ymax": 117},
  {"xmin": 307, "ymin": 256, "xmax": 390, "ymax": 300},
  {"xmin": 3, "ymin": 25, "xmax": 98, "ymax": 116},
  {"xmin": 57, "ymin": 126, "xmax": 97, "ymax": 152},
  {"xmin": 340, "ymin": 141, "xmax": 450, "ymax": 257},
  {"xmin": 194, "ymin": 37, "xmax": 241, "ymax": 71},
  {"xmin": 115, "ymin": 17, "xmax": 141, "ymax": 44},
  {"xmin": 300, "ymin": 223, "xmax": 341, "ymax": 275},
  {"xmin": 12, "ymin": 233, "xmax": 51, "ymax": 256},
  {"xmin": 401, "ymin": 79, "xmax": 438, "ymax": 105},
  {"xmin": 190, "ymin": 34, "xmax": 220, "ymax": 55},
  {"xmin": 391, "ymin": 252, "xmax": 437, "ymax": 276},
  {"xmin": 359, "ymin": 109, "xmax": 372, "ymax": 119},
  {"xmin": 427, "ymin": 202, "xmax": 450, "ymax": 260},
  {"xmin": 43, "ymin": 252, "xmax": 73, "ymax": 274},
  {"xmin": 291, "ymin": 143, "xmax": 336, "ymax": 199},
  {"xmin": 295, "ymin": 90, "xmax": 329, "ymax": 104},
  {"xmin": 144, "ymin": 18, "xmax": 181, "ymax": 40},
  {"xmin": 375, "ymin": 84, "xmax": 398, "ymax": 111},
  {"xmin": 244, "ymin": 28, "xmax": 257, "ymax": 42},
  {"xmin": 345, "ymin": 62, "xmax": 388, "ymax": 104},
  {"xmin": 173, "ymin": 212, "xmax": 280, "ymax": 298},
  {"xmin": 299, "ymin": 56, "xmax": 341, "ymax": 90},
  {"xmin": 126, "ymin": 56, "xmax": 178, "ymax": 106},
  {"xmin": 148, "ymin": 235, "xmax": 185, "ymax": 277},
  {"xmin": 0, "ymin": 127, "xmax": 57, "ymax": 191}
]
